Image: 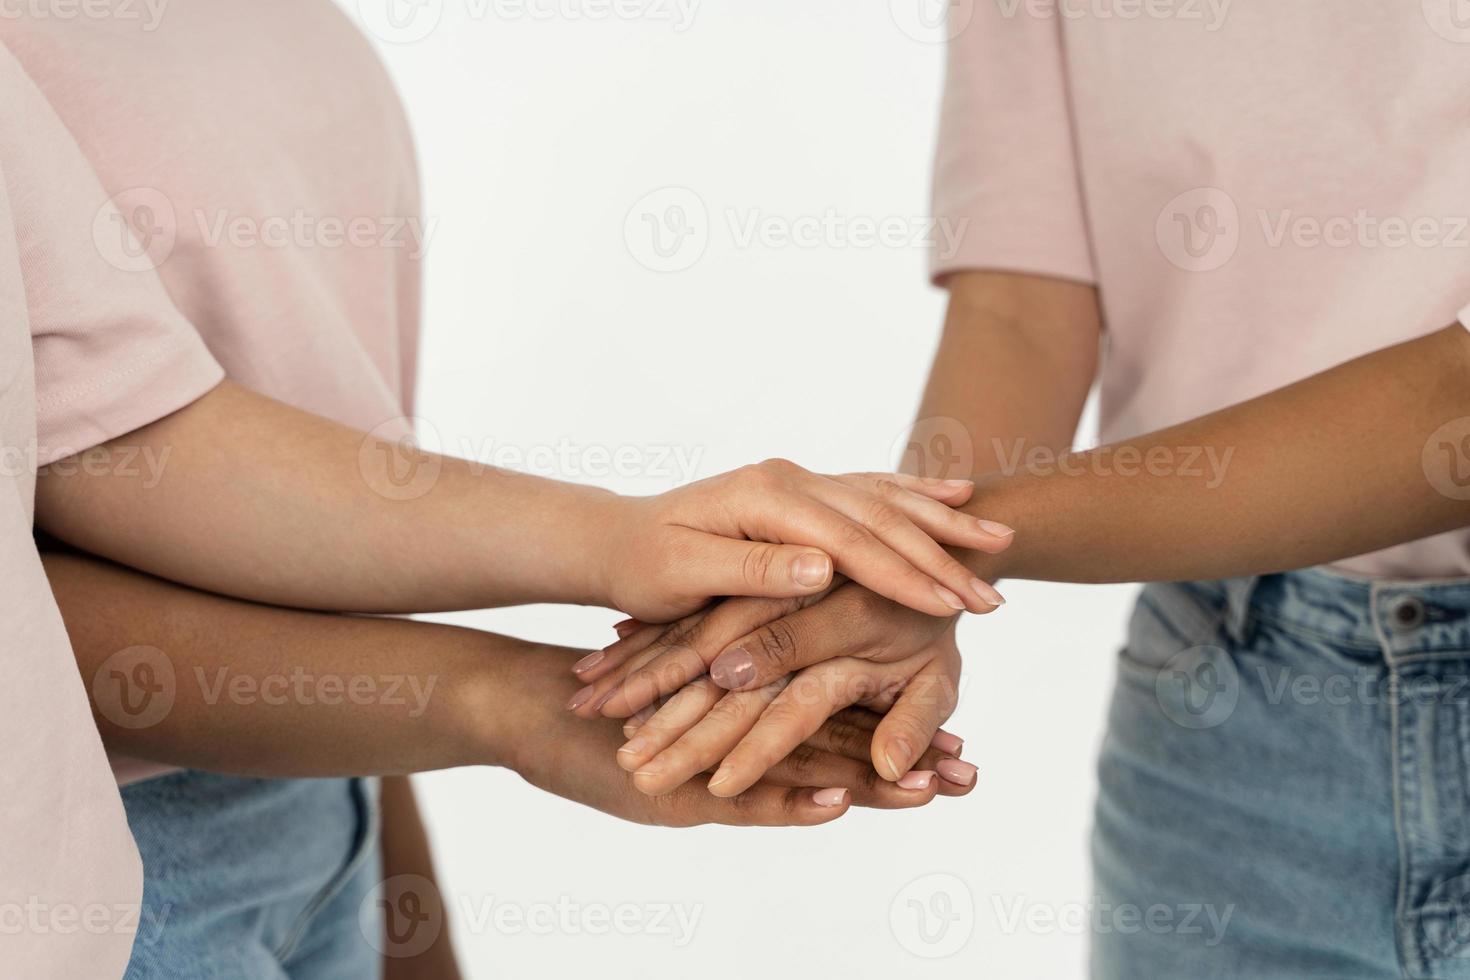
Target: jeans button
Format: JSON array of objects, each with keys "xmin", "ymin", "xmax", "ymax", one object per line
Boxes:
[{"xmin": 1390, "ymin": 596, "xmax": 1427, "ymax": 631}]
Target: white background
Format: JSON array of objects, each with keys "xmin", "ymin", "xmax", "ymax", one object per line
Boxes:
[{"xmin": 347, "ymin": 2, "xmax": 1137, "ymax": 976}]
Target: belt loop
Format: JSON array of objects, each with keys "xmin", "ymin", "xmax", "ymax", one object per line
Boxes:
[{"xmin": 1221, "ymin": 575, "xmax": 1262, "ymax": 645}]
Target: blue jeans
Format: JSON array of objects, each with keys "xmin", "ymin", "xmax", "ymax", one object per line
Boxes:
[
  {"xmin": 1094, "ymin": 569, "xmax": 1470, "ymax": 979},
  {"xmin": 120, "ymin": 774, "xmax": 382, "ymax": 980}
]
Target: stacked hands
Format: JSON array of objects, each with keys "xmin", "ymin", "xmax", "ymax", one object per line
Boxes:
[{"xmin": 545, "ymin": 459, "xmax": 1013, "ymax": 827}]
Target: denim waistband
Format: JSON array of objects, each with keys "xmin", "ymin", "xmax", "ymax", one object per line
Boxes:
[{"xmin": 1209, "ymin": 568, "xmax": 1470, "ymax": 664}]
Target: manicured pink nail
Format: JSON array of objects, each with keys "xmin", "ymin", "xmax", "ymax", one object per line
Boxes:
[
  {"xmin": 898, "ymin": 770, "xmax": 935, "ymax": 790},
  {"xmin": 931, "ymin": 731, "xmax": 964, "ymax": 756},
  {"xmin": 978, "ymin": 519, "xmax": 1014, "ymax": 538},
  {"xmin": 573, "ymin": 650, "xmax": 606, "ymax": 673},
  {"xmin": 793, "ymin": 553, "xmax": 832, "ymax": 588},
  {"xmin": 613, "ymin": 618, "xmax": 640, "ymax": 638},
  {"xmin": 941, "ymin": 479, "xmax": 973, "ymax": 489},
  {"xmin": 711, "ymin": 648, "xmax": 756, "ymax": 689},
  {"xmin": 937, "ymin": 759, "xmax": 977, "ymax": 786},
  {"xmin": 591, "ymin": 687, "xmax": 617, "ymax": 713},
  {"xmin": 970, "ymin": 578, "xmax": 1006, "ymax": 607},
  {"xmin": 813, "ymin": 788, "xmax": 848, "ymax": 807},
  {"xmin": 565, "ymin": 684, "xmax": 595, "ymax": 711},
  {"xmin": 935, "ymin": 585, "xmax": 966, "ymax": 611}
]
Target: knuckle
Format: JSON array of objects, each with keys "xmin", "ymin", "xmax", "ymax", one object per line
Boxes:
[
  {"xmin": 754, "ymin": 620, "xmax": 802, "ymax": 673},
  {"xmin": 873, "ymin": 478, "xmax": 904, "ymax": 501},
  {"xmin": 834, "ymin": 519, "xmax": 874, "ymax": 552},
  {"xmin": 860, "ymin": 500, "xmax": 906, "ymax": 536},
  {"xmin": 741, "ymin": 542, "xmax": 780, "ymax": 590},
  {"xmin": 828, "ymin": 721, "xmax": 870, "ymax": 760},
  {"xmin": 782, "ymin": 744, "xmax": 819, "ymax": 782}
]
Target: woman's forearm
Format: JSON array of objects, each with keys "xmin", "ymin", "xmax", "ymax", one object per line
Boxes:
[
  {"xmin": 964, "ymin": 323, "xmax": 1470, "ymax": 583},
  {"xmin": 36, "ymin": 381, "xmax": 615, "ymax": 614},
  {"xmin": 42, "ymin": 549, "xmax": 538, "ymax": 778}
]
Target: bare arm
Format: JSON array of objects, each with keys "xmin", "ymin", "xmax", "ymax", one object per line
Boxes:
[
  {"xmin": 961, "ymin": 321, "xmax": 1470, "ymax": 583},
  {"xmin": 43, "ymin": 549, "xmax": 939, "ymax": 824},
  {"xmin": 36, "ymin": 382, "xmax": 1011, "ymax": 622},
  {"xmin": 379, "ymin": 776, "xmax": 463, "ymax": 980}
]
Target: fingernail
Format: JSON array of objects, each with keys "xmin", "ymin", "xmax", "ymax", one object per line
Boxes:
[
  {"xmin": 572, "ymin": 650, "xmax": 606, "ymax": 673},
  {"xmin": 618, "ymin": 735, "xmax": 650, "ymax": 757},
  {"xmin": 941, "ymin": 479, "xmax": 973, "ymax": 489},
  {"xmin": 930, "ymin": 731, "xmax": 964, "ymax": 756},
  {"xmin": 977, "ymin": 519, "xmax": 1015, "ymax": 538},
  {"xmin": 935, "ymin": 585, "xmax": 966, "ymax": 611},
  {"xmin": 710, "ymin": 648, "xmax": 756, "ymax": 689},
  {"xmin": 813, "ymin": 788, "xmax": 848, "ymax": 807},
  {"xmin": 591, "ymin": 688, "xmax": 617, "ymax": 713},
  {"xmin": 898, "ymin": 770, "xmax": 935, "ymax": 790},
  {"xmin": 793, "ymin": 553, "xmax": 832, "ymax": 588},
  {"xmin": 937, "ymin": 759, "xmax": 978, "ymax": 786},
  {"xmin": 613, "ymin": 618, "xmax": 639, "ymax": 638},
  {"xmin": 708, "ymin": 764, "xmax": 733, "ymax": 789},
  {"xmin": 635, "ymin": 759, "xmax": 666, "ymax": 779},
  {"xmin": 970, "ymin": 578, "xmax": 1006, "ymax": 607},
  {"xmin": 565, "ymin": 684, "xmax": 595, "ymax": 711},
  {"xmin": 884, "ymin": 738, "xmax": 913, "ymax": 779}
]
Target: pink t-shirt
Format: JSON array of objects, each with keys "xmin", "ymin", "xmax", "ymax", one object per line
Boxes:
[
  {"xmin": 2, "ymin": 2, "xmax": 421, "ymax": 970},
  {"xmin": 1, "ymin": 0, "xmax": 423, "ymax": 787},
  {"xmin": 932, "ymin": 2, "xmax": 1470, "ymax": 578},
  {"xmin": 0, "ymin": 45, "xmax": 223, "ymax": 979}
]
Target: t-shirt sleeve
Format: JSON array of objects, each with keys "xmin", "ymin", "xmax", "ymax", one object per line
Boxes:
[
  {"xmin": 929, "ymin": 10, "xmax": 1095, "ymax": 285},
  {"xmin": 0, "ymin": 43, "xmax": 222, "ymax": 464}
]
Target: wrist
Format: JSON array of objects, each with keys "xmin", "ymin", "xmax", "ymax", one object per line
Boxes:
[
  {"xmin": 450, "ymin": 636, "xmax": 584, "ymax": 775},
  {"xmin": 960, "ymin": 471, "xmax": 1021, "ymax": 583}
]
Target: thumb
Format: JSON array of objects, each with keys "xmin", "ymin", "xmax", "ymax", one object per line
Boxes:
[{"xmin": 684, "ymin": 532, "xmax": 833, "ymax": 599}]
